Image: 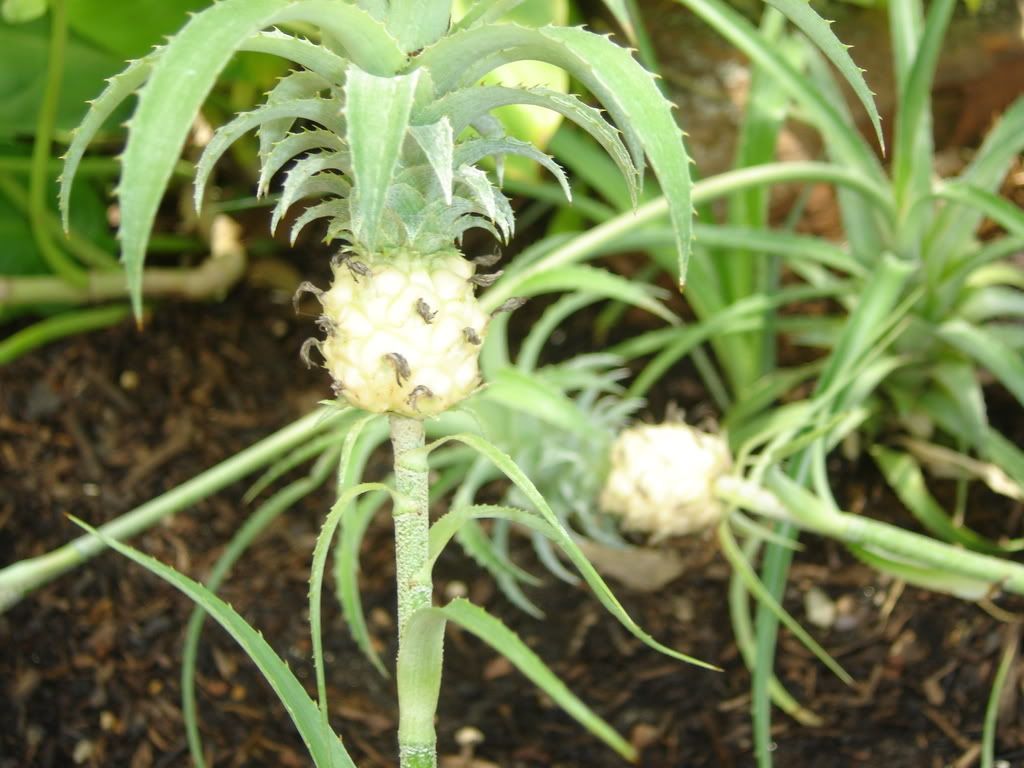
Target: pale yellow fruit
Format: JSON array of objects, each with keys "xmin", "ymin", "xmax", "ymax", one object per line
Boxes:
[
  {"xmin": 315, "ymin": 247, "xmax": 489, "ymax": 419},
  {"xmin": 600, "ymin": 422, "xmax": 732, "ymax": 539}
]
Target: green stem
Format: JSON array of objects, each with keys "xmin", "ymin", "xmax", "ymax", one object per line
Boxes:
[
  {"xmin": 983, "ymin": 631, "xmax": 1016, "ymax": 768},
  {"xmin": 389, "ymin": 414, "xmax": 439, "ymax": 768},
  {"xmin": 728, "ymin": 538, "xmax": 822, "ymax": 727},
  {"xmin": 0, "ymin": 304, "xmax": 131, "ymax": 365},
  {"xmin": 0, "ymin": 406, "xmax": 342, "ymax": 613},
  {"xmin": 719, "ymin": 474, "xmax": 1024, "ymax": 595},
  {"xmin": 752, "ymin": 520, "xmax": 796, "ymax": 768},
  {"xmin": 30, "ymin": 0, "xmax": 87, "ymax": 285}
]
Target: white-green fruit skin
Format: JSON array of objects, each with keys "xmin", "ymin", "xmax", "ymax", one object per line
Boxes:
[{"xmin": 319, "ymin": 247, "xmax": 489, "ymax": 419}]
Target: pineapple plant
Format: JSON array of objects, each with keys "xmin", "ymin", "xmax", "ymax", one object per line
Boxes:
[
  {"xmin": 59, "ymin": 0, "xmax": 696, "ymax": 417},
  {"xmin": 58, "ymin": 1, "xmax": 706, "ymax": 766}
]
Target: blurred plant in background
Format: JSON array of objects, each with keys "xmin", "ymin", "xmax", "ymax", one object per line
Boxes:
[
  {"xmin": 0, "ymin": 0, "xmax": 287, "ymax": 362},
  {"xmin": 516, "ymin": 0, "xmax": 1024, "ymax": 762}
]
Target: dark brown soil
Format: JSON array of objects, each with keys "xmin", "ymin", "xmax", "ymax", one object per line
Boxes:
[{"xmin": 2, "ymin": 265, "xmax": 1024, "ymax": 768}]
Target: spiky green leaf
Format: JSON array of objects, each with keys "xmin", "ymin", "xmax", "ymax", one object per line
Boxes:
[
  {"xmin": 257, "ymin": 70, "xmax": 334, "ymax": 165},
  {"xmin": 418, "ymin": 23, "xmax": 693, "ymax": 279},
  {"xmin": 195, "ymin": 98, "xmax": 347, "ymax": 210},
  {"xmin": 240, "ymin": 30, "xmax": 349, "ymax": 83},
  {"xmin": 344, "ymin": 66, "xmax": 419, "ymax": 248},
  {"xmin": 272, "ymin": 171, "xmax": 351, "ymax": 233},
  {"xmin": 258, "ymin": 128, "xmax": 347, "ymax": 197},
  {"xmin": 420, "ymin": 85, "xmax": 638, "ymax": 205},
  {"xmin": 60, "ymin": 55, "xmax": 155, "ymax": 230},
  {"xmin": 762, "ymin": 0, "xmax": 883, "ymax": 152},
  {"xmin": 114, "ymin": 0, "xmax": 399, "ymax": 317},
  {"xmin": 291, "ymin": 199, "xmax": 350, "ymax": 244},
  {"xmin": 455, "ymin": 137, "xmax": 571, "ymax": 201},
  {"xmin": 273, "ymin": 152, "xmax": 351, "ymax": 225}
]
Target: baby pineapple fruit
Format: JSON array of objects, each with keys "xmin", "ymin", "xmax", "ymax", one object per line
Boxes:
[
  {"xmin": 600, "ymin": 422, "xmax": 732, "ymax": 539},
  {"xmin": 298, "ymin": 246, "xmax": 492, "ymax": 419}
]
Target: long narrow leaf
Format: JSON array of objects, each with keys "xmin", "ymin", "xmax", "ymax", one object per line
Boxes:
[
  {"xmin": 983, "ymin": 635, "xmax": 1017, "ymax": 768},
  {"xmin": 425, "ymin": 504, "xmax": 559, "ymax": 577},
  {"xmin": 938, "ymin": 320, "xmax": 1024, "ymax": 408},
  {"xmin": 718, "ymin": 522, "xmax": 852, "ymax": 684},
  {"xmin": 310, "ymin": 414, "xmax": 384, "ymax": 729},
  {"xmin": 71, "ymin": 518, "xmax": 354, "ymax": 768},
  {"xmin": 59, "ymin": 55, "xmax": 155, "ymax": 230},
  {"xmin": 933, "ymin": 182, "xmax": 1024, "ymax": 239},
  {"xmin": 871, "ymin": 446, "xmax": 1006, "ymax": 554},
  {"xmin": 335, "ymin": 490, "xmax": 390, "ymax": 675},
  {"xmin": 184, "ymin": 443, "xmax": 343, "ymax": 768},
  {"xmin": 927, "ymin": 96, "xmax": 1024, "ymax": 257},
  {"xmin": 482, "ymin": 369, "xmax": 605, "ymax": 438},
  {"xmin": 311, "ymin": 482, "xmax": 391, "ymax": 744},
  {"xmin": 891, "ymin": 0, "xmax": 955, "ymax": 219},
  {"xmin": 514, "ymin": 264, "xmax": 676, "ymax": 324},
  {"xmin": 540, "ymin": 25, "xmax": 693, "ymax": 284},
  {"xmin": 761, "ymin": 0, "xmax": 883, "ymax": 152}
]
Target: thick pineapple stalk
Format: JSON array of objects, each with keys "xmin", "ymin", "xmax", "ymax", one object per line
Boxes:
[
  {"xmin": 389, "ymin": 414, "xmax": 439, "ymax": 768},
  {"xmin": 297, "ymin": 245, "xmax": 501, "ymax": 767}
]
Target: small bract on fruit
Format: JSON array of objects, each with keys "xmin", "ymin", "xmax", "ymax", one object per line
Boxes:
[
  {"xmin": 303, "ymin": 247, "xmax": 490, "ymax": 418},
  {"xmin": 600, "ymin": 422, "xmax": 732, "ymax": 539}
]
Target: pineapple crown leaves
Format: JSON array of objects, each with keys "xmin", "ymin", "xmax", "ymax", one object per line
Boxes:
[{"xmin": 60, "ymin": 0, "xmax": 694, "ymax": 319}]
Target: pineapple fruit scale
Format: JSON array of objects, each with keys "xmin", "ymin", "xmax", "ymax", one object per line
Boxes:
[{"xmin": 301, "ymin": 246, "xmax": 490, "ymax": 419}]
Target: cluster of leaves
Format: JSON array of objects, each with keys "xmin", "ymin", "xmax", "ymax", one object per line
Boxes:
[{"xmin": 60, "ymin": 0, "xmax": 693, "ymax": 321}]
